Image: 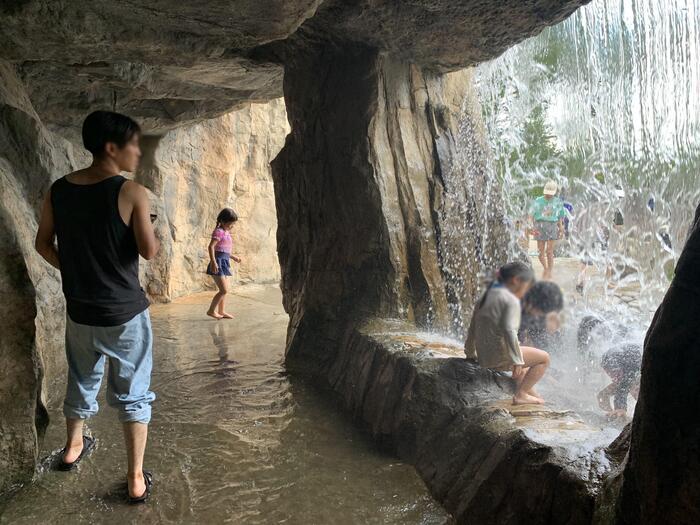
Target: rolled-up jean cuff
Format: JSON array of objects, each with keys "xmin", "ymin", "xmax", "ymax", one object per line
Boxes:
[
  {"xmin": 64, "ymin": 310, "xmax": 154, "ymax": 425},
  {"xmin": 118, "ymin": 407, "xmax": 151, "ymax": 424},
  {"xmin": 63, "ymin": 405, "xmax": 97, "ymax": 420}
]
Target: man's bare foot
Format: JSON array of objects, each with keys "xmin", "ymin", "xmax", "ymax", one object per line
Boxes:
[
  {"xmin": 219, "ymin": 312, "xmax": 234, "ymax": 319},
  {"xmin": 513, "ymin": 393, "xmax": 545, "ymax": 405},
  {"xmin": 127, "ymin": 471, "xmax": 146, "ymax": 499},
  {"xmin": 62, "ymin": 441, "xmax": 84, "ymax": 464},
  {"xmin": 206, "ymin": 310, "xmax": 222, "ymax": 320}
]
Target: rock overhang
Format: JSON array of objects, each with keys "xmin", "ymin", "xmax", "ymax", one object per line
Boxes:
[{"xmin": 1, "ymin": 0, "xmax": 590, "ymax": 134}]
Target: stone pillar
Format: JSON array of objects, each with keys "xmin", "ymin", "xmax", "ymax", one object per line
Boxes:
[{"xmin": 272, "ymin": 46, "xmax": 509, "ymax": 371}]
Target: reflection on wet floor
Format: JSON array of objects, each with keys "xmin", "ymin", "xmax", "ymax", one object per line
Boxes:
[{"xmin": 0, "ymin": 285, "xmax": 448, "ymax": 525}]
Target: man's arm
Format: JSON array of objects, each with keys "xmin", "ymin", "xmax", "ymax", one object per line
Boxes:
[
  {"xmin": 125, "ymin": 181, "xmax": 160, "ymax": 260},
  {"xmin": 35, "ymin": 190, "xmax": 60, "ymax": 269}
]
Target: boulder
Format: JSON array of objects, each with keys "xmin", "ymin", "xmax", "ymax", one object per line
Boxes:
[{"xmin": 328, "ymin": 319, "xmax": 615, "ymax": 525}]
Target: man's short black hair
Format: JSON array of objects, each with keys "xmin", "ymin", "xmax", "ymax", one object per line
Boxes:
[{"xmin": 82, "ymin": 110, "xmax": 141, "ymax": 156}]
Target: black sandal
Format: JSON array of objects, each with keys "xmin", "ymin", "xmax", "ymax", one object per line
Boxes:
[
  {"xmin": 57, "ymin": 435, "xmax": 96, "ymax": 471},
  {"xmin": 128, "ymin": 470, "xmax": 153, "ymax": 504}
]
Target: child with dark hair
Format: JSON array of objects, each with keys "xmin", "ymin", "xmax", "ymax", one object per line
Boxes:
[
  {"xmin": 597, "ymin": 343, "xmax": 642, "ymax": 419},
  {"xmin": 518, "ymin": 281, "xmax": 564, "ymax": 351},
  {"xmin": 465, "ymin": 261, "xmax": 550, "ymax": 405},
  {"xmin": 576, "ymin": 315, "xmax": 613, "ymax": 355},
  {"xmin": 206, "ymin": 208, "xmax": 241, "ymax": 319}
]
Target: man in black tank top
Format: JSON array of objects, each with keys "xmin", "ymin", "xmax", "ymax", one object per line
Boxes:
[{"xmin": 35, "ymin": 111, "xmax": 160, "ymax": 503}]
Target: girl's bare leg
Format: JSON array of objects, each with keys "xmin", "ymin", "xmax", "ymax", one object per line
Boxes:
[
  {"xmin": 514, "ymin": 366, "xmax": 542, "ymax": 399},
  {"xmin": 207, "ymin": 276, "xmax": 226, "ymax": 319},
  {"xmin": 537, "ymin": 240, "xmax": 548, "ymax": 277},
  {"xmin": 546, "ymin": 240, "xmax": 556, "ymax": 280},
  {"xmin": 215, "ymin": 277, "xmax": 233, "ymax": 319},
  {"xmin": 513, "ymin": 346, "xmax": 550, "ymax": 405}
]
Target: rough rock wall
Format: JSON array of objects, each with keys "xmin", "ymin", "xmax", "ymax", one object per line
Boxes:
[
  {"xmin": 272, "ymin": 46, "xmax": 509, "ymax": 371},
  {"xmin": 0, "ymin": 58, "xmax": 286, "ymax": 492},
  {"xmin": 328, "ymin": 321, "xmax": 610, "ymax": 525},
  {"xmin": 0, "ymin": 60, "xmax": 86, "ymax": 493},
  {"xmin": 1, "ymin": 1, "xmax": 589, "ymax": 134},
  {"xmin": 137, "ymin": 101, "xmax": 287, "ymax": 301}
]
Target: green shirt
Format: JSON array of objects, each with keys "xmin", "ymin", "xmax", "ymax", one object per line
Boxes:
[{"xmin": 529, "ymin": 196, "xmax": 566, "ymax": 223}]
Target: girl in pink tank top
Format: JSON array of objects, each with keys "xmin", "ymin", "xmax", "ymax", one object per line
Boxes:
[{"xmin": 206, "ymin": 208, "xmax": 241, "ymax": 319}]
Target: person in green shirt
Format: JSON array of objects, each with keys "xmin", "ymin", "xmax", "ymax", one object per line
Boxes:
[{"xmin": 528, "ymin": 181, "xmax": 567, "ymax": 280}]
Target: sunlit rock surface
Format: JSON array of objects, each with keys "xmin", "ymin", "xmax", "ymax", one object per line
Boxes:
[{"xmin": 138, "ymin": 100, "xmax": 287, "ymax": 301}]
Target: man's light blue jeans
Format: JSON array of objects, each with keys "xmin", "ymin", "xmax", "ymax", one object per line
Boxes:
[{"xmin": 63, "ymin": 309, "xmax": 155, "ymax": 424}]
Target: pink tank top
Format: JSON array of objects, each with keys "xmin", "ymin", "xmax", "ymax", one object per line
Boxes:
[{"xmin": 211, "ymin": 227, "xmax": 232, "ymax": 254}]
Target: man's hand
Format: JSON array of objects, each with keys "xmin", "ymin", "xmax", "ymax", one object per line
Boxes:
[{"xmin": 122, "ymin": 181, "xmax": 159, "ymax": 260}]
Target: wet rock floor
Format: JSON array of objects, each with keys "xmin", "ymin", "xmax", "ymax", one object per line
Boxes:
[{"xmin": 0, "ymin": 285, "xmax": 448, "ymax": 525}]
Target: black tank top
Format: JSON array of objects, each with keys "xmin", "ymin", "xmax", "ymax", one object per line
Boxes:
[{"xmin": 51, "ymin": 175, "xmax": 149, "ymax": 326}]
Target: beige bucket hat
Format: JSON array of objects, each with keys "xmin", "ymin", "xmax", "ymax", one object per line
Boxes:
[{"xmin": 543, "ymin": 180, "xmax": 558, "ymax": 196}]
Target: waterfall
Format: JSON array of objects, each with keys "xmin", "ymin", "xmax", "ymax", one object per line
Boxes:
[
  {"xmin": 437, "ymin": 0, "xmax": 700, "ymax": 412},
  {"xmin": 473, "ymin": 0, "xmax": 700, "ymax": 315}
]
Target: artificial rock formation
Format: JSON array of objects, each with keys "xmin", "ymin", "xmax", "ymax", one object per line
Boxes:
[
  {"xmin": 329, "ymin": 321, "xmax": 614, "ymax": 525},
  {"xmin": 138, "ymin": 100, "xmax": 287, "ymax": 301},
  {"xmin": 0, "ymin": 60, "xmax": 84, "ymax": 493},
  {"xmin": 11, "ymin": 2, "xmax": 692, "ymax": 524},
  {"xmin": 0, "ymin": 58, "xmax": 286, "ymax": 493},
  {"xmin": 1, "ymin": 1, "xmax": 589, "ymax": 134},
  {"xmin": 604, "ymin": 205, "xmax": 700, "ymax": 524},
  {"xmin": 273, "ymin": 46, "xmax": 510, "ymax": 369}
]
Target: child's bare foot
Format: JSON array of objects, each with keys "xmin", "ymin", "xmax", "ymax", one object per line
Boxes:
[
  {"xmin": 527, "ymin": 387, "xmax": 542, "ymax": 399},
  {"xmin": 207, "ymin": 310, "xmax": 222, "ymax": 320},
  {"xmin": 513, "ymin": 393, "xmax": 545, "ymax": 405},
  {"xmin": 220, "ymin": 312, "xmax": 234, "ymax": 319}
]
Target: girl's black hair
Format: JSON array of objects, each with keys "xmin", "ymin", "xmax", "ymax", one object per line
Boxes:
[
  {"xmin": 82, "ymin": 110, "xmax": 141, "ymax": 156},
  {"xmin": 577, "ymin": 315, "xmax": 604, "ymax": 352},
  {"xmin": 522, "ymin": 281, "xmax": 564, "ymax": 313},
  {"xmin": 216, "ymin": 208, "xmax": 238, "ymax": 227},
  {"xmin": 479, "ymin": 261, "xmax": 535, "ymax": 308}
]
